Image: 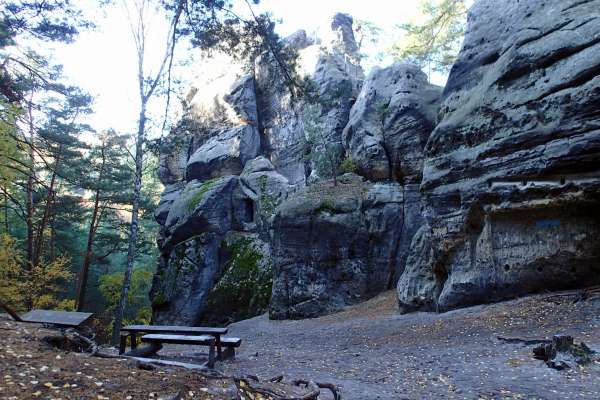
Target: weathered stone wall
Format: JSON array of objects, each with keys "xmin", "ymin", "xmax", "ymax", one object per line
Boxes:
[
  {"xmin": 151, "ymin": 1, "xmax": 600, "ymax": 325},
  {"xmin": 397, "ymin": 0, "xmax": 600, "ymax": 313}
]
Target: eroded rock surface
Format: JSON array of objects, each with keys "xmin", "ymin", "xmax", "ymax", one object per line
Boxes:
[
  {"xmin": 343, "ymin": 63, "xmax": 442, "ymax": 182},
  {"xmin": 397, "ymin": 0, "xmax": 600, "ymax": 312},
  {"xmin": 269, "ymin": 176, "xmax": 421, "ymax": 319}
]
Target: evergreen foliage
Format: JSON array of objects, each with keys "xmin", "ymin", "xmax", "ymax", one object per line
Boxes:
[{"xmin": 391, "ymin": 0, "xmax": 467, "ymax": 78}]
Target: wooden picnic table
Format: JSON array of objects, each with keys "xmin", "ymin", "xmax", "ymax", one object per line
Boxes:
[
  {"xmin": 120, "ymin": 325, "xmax": 228, "ymax": 356},
  {"xmin": 14, "ymin": 309, "xmax": 93, "ymax": 328}
]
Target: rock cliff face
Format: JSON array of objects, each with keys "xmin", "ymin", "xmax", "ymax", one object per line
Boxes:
[
  {"xmin": 152, "ymin": 0, "xmax": 600, "ymax": 325},
  {"xmin": 269, "ymin": 64, "xmax": 441, "ymax": 319},
  {"xmin": 397, "ymin": 0, "xmax": 600, "ymax": 313},
  {"xmin": 150, "ymin": 13, "xmax": 371, "ymax": 325},
  {"xmin": 270, "ymin": 176, "xmax": 424, "ymax": 319}
]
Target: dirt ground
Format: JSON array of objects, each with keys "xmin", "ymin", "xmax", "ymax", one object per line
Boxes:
[
  {"xmin": 0, "ymin": 318, "xmax": 235, "ymax": 400},
  {"xmin": 2, "ymin": 290, "xmax": 600, "ymax": 399},
  {"xmin": 165, "ymin": 290, "xmax": 600, "ymax": 399}
]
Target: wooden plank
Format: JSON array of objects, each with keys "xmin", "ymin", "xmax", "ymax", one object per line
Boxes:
[
  {"xmin": 0, "ymin": 300, "xmax": 22, "ymax": 322},
  {"xmin": 123, "ymin": 324, "xmax": 227, "ymax": 334},
  {"xmin": 141, "ymin": 334, "xmax": 215, "ymax": 345},
  {"xmin": 220, "ymin": 337, "xmax": 242, "ymax": 347},
  {"xmin": 20, "ymin": 310, "xmax": 93, "ymax": 327},
  {"xmin": 131, "ymin": 357, "xmax": 209, "ymax": 371}
]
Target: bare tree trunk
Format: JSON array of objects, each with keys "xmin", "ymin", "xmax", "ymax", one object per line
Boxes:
[
  {"xmin": 111, "ymin": 0, "xmax": 184, "ymax": 345},
  {"xmin": 112, "ymin": 104, "xmax": 146, "ymax": 345},
  {"xmin": 3, "ymin": 188, "xmax": 8, "ymax": 234}
]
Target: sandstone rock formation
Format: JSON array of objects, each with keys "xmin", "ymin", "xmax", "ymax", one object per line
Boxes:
[
  {"xmin": 150, "ymin": 13, "xmax": 368, "ymax": 325},
  {"xmin": 343, "ymin": 63, "xmax": 442, "ymax": 182},
  {"xmin": 397, "ymin": 0, "xmax": 600, "ymax": 313},
  {"xmin": 151, "ymin": 0, "xmax": 600, "ymax": 325},
  {"xmin": 270, "ymin": 175, "xmax": 421, "ymax": 319}
]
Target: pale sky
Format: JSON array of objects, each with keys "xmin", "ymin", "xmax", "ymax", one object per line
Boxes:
[{"xmin": 46, "ymin": 1, "xmax": 436, "ymax": 138}]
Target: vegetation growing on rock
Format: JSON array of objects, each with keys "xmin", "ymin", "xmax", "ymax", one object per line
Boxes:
[{"xmin": 203, "ymin": 237, "xmax": 272, "ymax": 325}]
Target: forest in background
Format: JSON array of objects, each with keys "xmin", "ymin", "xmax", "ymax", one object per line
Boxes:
[{"xmin": 0, "ymin": 0, "xmax": 467, "ymax": 343}]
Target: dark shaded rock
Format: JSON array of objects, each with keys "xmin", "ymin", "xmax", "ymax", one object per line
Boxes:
[
  {"xmin": 151, "ymin": 233, "xmax": 224, "ymax": 325},
  {"xmin": 201, "ymin": 232, "xmax": 272, "ymax": 326},
  {"xmin": 397, "ymin": 0, "xmax": 600, "ymax": 312},
  {"xmin": 270, "ymin": 178, "xmax": 422, "ymax": 319},
  {"xmin": 161, "ymin": 176, "xmax": 254, "ymax": 252}
]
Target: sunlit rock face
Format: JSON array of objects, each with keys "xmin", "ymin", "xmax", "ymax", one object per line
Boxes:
[
  {"xmin": 255, "ymin": 13, "xmax": 364, "ymax": 187},
  {"xmin": 150, "ymin": 13, "xmax": 367, "ymax": 325},
  {"xmin": 397, "ymin": 0, "xmax": 600, "ymax": 313},
  {"xmin": 343, "ymin": 63, "xmax": 442, "ymax": 182}
]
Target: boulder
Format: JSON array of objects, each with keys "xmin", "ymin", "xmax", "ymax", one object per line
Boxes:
[
  {"xmin": 343, "ymin": 63, "xmax": 442, "ymax": 182},
  {"xmin": 224, "ymin": 75, "xmax": 259, "ymax": 126},
  {"xmin": 240, "ymin": 157, "xmax": 292, "ymax": 233},
  {"xmin": 397, "ymin": 0, "xmax": 600, "ymax": 312},
  {"xmin": 186, "ymin": 124, "xmax": 260, "ymax": 181},
  {"xmin": 162, "ymin": 176, "xmax": 254, "ymax": 252},
  {"xmin": 270, "ymin": 178, "xmax": 423, "ymax": 319}
]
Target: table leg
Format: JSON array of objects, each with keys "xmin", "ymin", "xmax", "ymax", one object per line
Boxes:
[
  {"xmin": 131, "ymin": 332, "xmax": 138, "ymax": 350},
  {"xmin": 207, "ymin": 342, "xmax": 215, "ymax": 368},
  {"xmin": 216, "ymin": 335, "xmax": 222, "ymax": 360},
  {"xmin": 119, "ymin": 334, "xmax": 127, "ymax": 355}
]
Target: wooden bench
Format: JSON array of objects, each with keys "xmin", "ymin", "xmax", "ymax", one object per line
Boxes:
[
  {"xmin": 120, "ymin": 325, "xmax": 241, "ymax": 361},
  {"xmin": 141, "ymin": 334, "xmax": 217, "ymax": 368}
]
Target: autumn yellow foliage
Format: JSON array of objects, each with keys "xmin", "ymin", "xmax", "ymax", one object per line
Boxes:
[{"xmin": 0, "ymin": 234, "xmax": 73, "ymax": 311}]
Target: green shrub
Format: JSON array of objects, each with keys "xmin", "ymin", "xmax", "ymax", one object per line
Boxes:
[
  {"xmin": 315, "ymin": 199, "xmax": 336, "ymax": 214},
  {"xmin": 339, "ymin": 157, "xmax": 358, "ymax": 174}
]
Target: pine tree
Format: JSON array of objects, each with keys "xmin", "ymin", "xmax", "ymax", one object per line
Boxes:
[
  {"xmin": 391, "ymin": 0, "xmax": 467, "ymax": 80},
  {"xmin": 74, "ymin": 131, "xmax": 134, "ymax": 311}
]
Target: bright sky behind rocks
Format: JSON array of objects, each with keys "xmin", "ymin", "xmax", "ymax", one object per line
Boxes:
[{"xmin": 47, "ymin": 1, "xmax": 437, "ymax": 138}]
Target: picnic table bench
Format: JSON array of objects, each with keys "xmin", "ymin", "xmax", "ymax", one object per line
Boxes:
[
  {"xmin": 120, "ymin": 325, "xmax": 241, "ymax": 365},
  {"xmin": 0, "ymin": 301, "xmax": 93, "ymax": 328}
]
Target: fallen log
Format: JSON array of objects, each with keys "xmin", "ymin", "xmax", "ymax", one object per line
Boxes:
[
  {"xmin": 235, "ymin": 375, "xmax": 342, "ymax": 400},
  {"xmin": 497, "ymin": 336, "xmax": 551, "ymax": 346}
]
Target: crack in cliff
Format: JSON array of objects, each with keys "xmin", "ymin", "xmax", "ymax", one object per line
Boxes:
[
  {"xmin": 532, "ymin": 62, "xmax": 600, "ymax": 102},
  {"xmin": 386, "ymin": 185, "xmax": 406, "ymax": 289},
  {"xmin": 498, "ymin": 35, "xmax": 600, "ymax": 88},
  {"xmin": 562, "ymin": 0, "xmax": 597, "ymax": 12}
]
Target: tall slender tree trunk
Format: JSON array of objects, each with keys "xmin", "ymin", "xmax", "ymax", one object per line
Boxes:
[
  {"xmin": 25, "ymin": 94, "xmax": 35, "ymax": 310},
  {"xmin": 3, "ymin": 188, "xmax": 8, "ymax": 234},
  {"xmin": 112, "ymin": 104, "xmax": 146, "ymax": 344},
  {"xmin": 75, "ymin": 145, "xmax": 106, "ymax": 311},
  {"xmin": 75, "ymin": 187, "xmax": 101, "ymax": 311},
  {"xmin": 32, "ymin": 148, "xmax": 61, "ymax": 268}
]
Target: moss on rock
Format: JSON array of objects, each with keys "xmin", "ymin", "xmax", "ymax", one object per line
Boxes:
[{"xmin": 203, "ymin": 237, "xmax": 272, "ymax": 325}]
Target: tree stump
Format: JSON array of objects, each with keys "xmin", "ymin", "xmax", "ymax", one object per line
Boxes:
[{"xmin": 533, "ymin": 335, "xmax": 596, "ymax": 370}]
